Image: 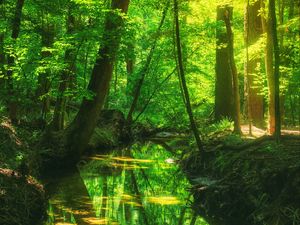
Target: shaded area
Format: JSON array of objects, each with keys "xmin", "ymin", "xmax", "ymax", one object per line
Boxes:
[{"xmin": 0, "ymin": 169, "xmax": 46, "ymax": 225}]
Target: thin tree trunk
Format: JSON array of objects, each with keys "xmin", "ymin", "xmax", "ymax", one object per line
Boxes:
[
  {"xmin": 126, "ymin": 1, "xmax": 169, "ymax": 124},
  {"xmin": 269, "ymin": 0, "xmax": 281, "ymax": 141},
  {"xmin": 174, "ymin": 0, "xmax": 204, "ymax": 154},
  {"xmin": 65, "ymin": 0, "xmax": 130, "ymax": 159},
  {"xmin": 261, "ymin": 0, "xmax": 276, "ymax": 134},
  {"xmin": 224, "ymin": 7, "xmax": 241, "ymax": 134},
  {"xmin": 6, "ymin": 0, "xmax": 25, "ymax": 123}
]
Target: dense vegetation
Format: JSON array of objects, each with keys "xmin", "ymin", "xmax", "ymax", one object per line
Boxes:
[{"xmin": 0, "ymin": 0, "xmax": 299, "ymax": 224}]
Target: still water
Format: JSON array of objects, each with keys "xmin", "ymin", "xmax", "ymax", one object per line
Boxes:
[{"xmin": 45, "ymin": 142, "xmax": 208, "ymax": 225}]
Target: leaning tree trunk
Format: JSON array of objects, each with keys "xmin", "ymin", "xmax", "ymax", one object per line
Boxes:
[
  {"xmin": 6, "ymin": 0, "xmax": 25, "ymax": 123},
  {"xmin": 64, "ymin": 0, "xmax": 130, "ymax": 161},
  {"xmin": 244, "ymin": 0, "xmax": 264, "ymax": 129},
  {"xmin": 174, "ymin": 0, "xmax": 204, "ymax": 155}
]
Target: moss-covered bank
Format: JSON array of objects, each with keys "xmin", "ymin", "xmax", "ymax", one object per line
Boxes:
[{"xmin": 182, "ymin": 135, "xmax": 300, "ymax": 225}]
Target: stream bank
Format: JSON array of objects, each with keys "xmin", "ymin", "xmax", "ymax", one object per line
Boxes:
[{"xmin": 182, "ymin": 135, "xmax": 300, "ymax": 225}]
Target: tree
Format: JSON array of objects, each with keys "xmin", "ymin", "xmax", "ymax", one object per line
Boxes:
[
  {"xmin": 174, "ymin": 0, "xmax": 204, "ymax": 154},
  {"xmin": 215, "ymin": 4, "xmax": 241, "ymax": 133},
  {"xmin": 63, "ymin": 0, "xmax": 130, "ymax": 160},
  {"xmin": 244, "ymin": 0, "xmax": 264, "ymax": 129},
  {"xmin": 215, "ymin": 5, "xmax": 234, "ymax": 121},
  {"xmin": 269, "ymin": 0, "xmax": 281, "ymax": 141},
  {"xmin": 223, "ymin": 5, "xmax": 241, "ymax": 134},
  {"xmin": 261, "ymin": 0, "xmax": 276, "ymax": 134}
]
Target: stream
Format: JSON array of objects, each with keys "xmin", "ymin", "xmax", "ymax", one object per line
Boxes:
[{"xmin": 45, "ymin": 142, "xmax": 208, "ymax": 225}]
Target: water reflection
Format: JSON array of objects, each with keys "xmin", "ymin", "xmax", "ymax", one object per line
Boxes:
[{"xmin": 46, "ymin": 142, "xmax": 208, "ymax": 225}]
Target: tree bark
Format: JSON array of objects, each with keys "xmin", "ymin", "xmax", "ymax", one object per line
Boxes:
[
  {"xmin": 269, "ymin": 0, "xmax": 281, "ymax": 141},
  {"xmin": 64, "ymin": 0, "xmax": 130, "ymax": 159},
  {"xmin": 215, "ymin": 5, "xmax": 234, "ymax": 121},
  {"xmin": 6, "ymin": 0, "xmax": 25, "ymax": 123},
  {"xmin": 223, "ymin": 7, "xmax": 241, "ymax": 134},
  {"xmin": 174, "ymin": 0, "xmax": 204, "ymax": 154},
  {"xmin": 261, "ymin": 0, "xmax": 276, "ymax": 134},
  {"xmin": 244, "ymin": 0, "xmax": 264, "ymax": 128}
]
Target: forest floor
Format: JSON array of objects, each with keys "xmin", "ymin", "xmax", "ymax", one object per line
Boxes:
[
  {"xmin": 241, "ymin": 124, "xmax": 300, "ymax": 138},
  {"xmin": 181, "ymin": 129, "xmax": 300, "ymax": 225}
]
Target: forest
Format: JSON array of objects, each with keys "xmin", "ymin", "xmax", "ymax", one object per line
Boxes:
[{"xmin": 0, "ymin": 0, "xmax": 299, "ymax": 224}]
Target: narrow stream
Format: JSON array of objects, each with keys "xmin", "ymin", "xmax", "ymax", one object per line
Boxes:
[{"xmin": 45, "ymin": 142, "xmax": 208, "ymax": 225}]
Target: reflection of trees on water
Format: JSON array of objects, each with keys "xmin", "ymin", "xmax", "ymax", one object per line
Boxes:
[{"xmin": 46, "ymin": 143, "xmax": 206, "ymax": 225}]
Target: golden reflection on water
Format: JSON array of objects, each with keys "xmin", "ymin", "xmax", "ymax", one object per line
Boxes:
[{"xmin": 46, "ymin": 144, "xmax": 204, "ymax": 225}]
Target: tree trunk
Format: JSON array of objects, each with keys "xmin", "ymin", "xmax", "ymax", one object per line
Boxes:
[
  {"xmin": 174, "ymin": 0, "xmax": 204, "ymax": 154},
  {"xmin": 244, "ymin": 0, "xmax": 264, "ymax": 128},
  {"xmin": 6, "ymin": 0, "xmax": 25, "ymax": 123},
  {"xmin": 64, "ymin": 0, "xmax": 130, "ymax": 160},
  {"xmin": 223, "ymin": 6, "xmax": 241, "ymax": 134},
  {"xmin": 269, "ymin": 0, "xmax": 281, "ymax": 141},
  {"xmin": 261, "ymin": 0, "xmax": 276, "ymax": 134},
  {"xmin": 215, "ymin": 5, "xmax": 234, "ymax": 121}
]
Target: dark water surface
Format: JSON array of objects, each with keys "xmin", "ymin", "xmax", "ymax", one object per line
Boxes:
[{"xmin": 45, "ymin": 142, "xmax": 208, "ymax": 225}]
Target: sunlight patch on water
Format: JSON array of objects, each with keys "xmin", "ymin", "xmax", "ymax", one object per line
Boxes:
[
  {"xmin": 46, "ymin": 142, "xmax": 209, "ymax": 225},
  {"xmin": 146, "ymin": 196, "xmax": 182, "ymax": 205}
]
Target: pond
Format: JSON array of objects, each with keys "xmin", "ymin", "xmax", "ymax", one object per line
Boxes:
[{"xmin": 45, "ymin": 142, "xmax": 208, "ymax": 225}]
